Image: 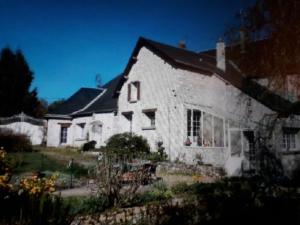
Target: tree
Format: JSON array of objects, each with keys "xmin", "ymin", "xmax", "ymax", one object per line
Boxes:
[
  {"xmin": 0, "ymin": 48, "xmax": 45, "ymax": 117},
  {"xmin": 225, "ymin": 0, "xmax": 300, "ymax": 91},
  {"xmin": 47, "ymin": 99, "xmax": 65, "ymax": 113},
  {"xmin": 224, "ymin": 0, "xmax": 300, "ymax": 180}
]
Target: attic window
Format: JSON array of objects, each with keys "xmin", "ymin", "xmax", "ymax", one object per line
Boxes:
[
  {"xmin": 128, "ymin": 81, "xmax": 140, "ymax": 102},
  {"xmin": 142, "ymin": 109, "xmax": 156, "ymax": 130}
]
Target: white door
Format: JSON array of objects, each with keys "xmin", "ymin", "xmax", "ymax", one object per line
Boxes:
[{"xmin": 227, "ymin": 128, "xmax": 250, "ymax": 175}]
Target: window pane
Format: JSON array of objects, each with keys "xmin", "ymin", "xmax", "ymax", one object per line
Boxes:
[
  {"xmin": 230, "ymin": 130, "xmax": 242, "ymax": 157},
  {"xmin": 187, "ymin": 109, "xmax": 191, "ymax": 137},
  {"xmin": 60, "ymin": 127, "xmax": 67, "ymax": 143},
  {"xmin": 203, "ymin": 112, "xmax": 212, "ymax": 147},
  {"xmin": 193, "ymin": 110, "xmax": 202, "ymax": 146},
  {"xmin": 149, "ymin": 113, "xmax": 155, "ymax": 127},
  {"xmin": 214, "ymin": 116, "xmax": 224, "ymax": 147},
  {"xmin": 291, "ymin": 134, "xmax": 296, "ymax": 148}
]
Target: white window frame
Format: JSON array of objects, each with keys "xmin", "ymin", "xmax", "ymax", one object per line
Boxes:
[
  {"xmin": 60, "ymin": 127, "xmax": 68, "ymax": 144},
  {"xmin": 282, "ymin": 132, "xmax": 297, "ymax": 150},
  {"xmin": 128, "ymin": 81, "xmax": 140, "ymax": 103},
  {"xmin": 185, "ymin": 108, "xmax": 225, "ymax": 148}
]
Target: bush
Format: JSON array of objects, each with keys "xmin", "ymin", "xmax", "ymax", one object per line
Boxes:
[
  {"xmin": 177, "ymin": 177, "xmax": 300, "ymax": 225},
  {"xmin": 171, "ymin": 182, "xmax": 190, "ymax": 195},
  {"xmin": 0, "ymin": 149, "xmax": 70, "ymax": 225},
  {"xmin": 65, "ymin": 194, "xmax": 109, "ymax": 215},
  {"xmin": 105, "ymin": 132, "xmax": 150, "ymax": 155},
  {"xmin": 0, "ymin": 191, "xmax": 71, "ymax": 225},
  {"xmin": 146, "ymin": 152, "xmax": 167, "ymax": 162},
  {"xmin": 82, "ymin": 140, "xmax": 96, "ymax": 151},
  {"xmin": 0, "ymin": 128, "xmax": 32, "ymax": 152},
  {"xmin": 121, "ymin": 181, "xmax": 172, "ymax": 207},
  {"xmin": 65, "ymin": 162, "xmax": 89, "ymax": 178}
]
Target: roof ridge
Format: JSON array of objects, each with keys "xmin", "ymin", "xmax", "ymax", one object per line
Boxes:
[
  {"xmin": 71, "ymin": 89, "xmax": 107, "ymax": 115},
  {"xmin": 140, "ymin": 37, "xmax": 200, "ymax": 55}
]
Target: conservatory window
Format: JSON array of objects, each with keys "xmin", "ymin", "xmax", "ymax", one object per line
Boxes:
[
  {"xmin": 203, "ymin": 112, "xmax": 213, "ymax": 147},
  {"xmin": 186, "ymin": 109, "xmax": 224, "ymax": 147},
  {"xmin": 214, "ymin": 116, "xmax": 224, "ymax": 147}
]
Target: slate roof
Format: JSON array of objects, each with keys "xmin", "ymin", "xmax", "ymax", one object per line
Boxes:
[
  {"xmin": 46, "ymin": 37, "xmax": 299, "ymax": 119},
  {"xmin": 74, "ymin": 74, "xmax": 123, "ymax": 116},
  {"xmin": 123, "ymin": 37, "xmax": 297, "ymax": 115},
  {"xmin": 46, "ymin": 75, "xmax": 123, "ymax": 119},
  {"xmin": 48, "ymin": 88, "xmax": 103, "ymax": 115}
]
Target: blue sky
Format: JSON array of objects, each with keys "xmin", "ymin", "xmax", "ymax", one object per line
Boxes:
[{"xmin": 0, "ymin": 0, "xmax": 253, "ymax": 103}]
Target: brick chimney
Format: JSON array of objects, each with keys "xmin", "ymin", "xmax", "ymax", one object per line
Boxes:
[
  {"xmin": 178, "ymin": 40, "xmax": 186, "ymax": 49},
  {"xmin": 216, "ymin": 39, "xmax": 226, "ymax": 71}
]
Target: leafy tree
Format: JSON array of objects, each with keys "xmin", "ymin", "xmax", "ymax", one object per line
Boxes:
[
  {"xmin": 47, "ymin": 99, "xmax": 65, "ymax": 113},
  {"xmin": 0, "ymin": 48, "xmax": 45, "ymax": 117},
  {"xmin": 224, "ymin": 0, "xmax": 300, "ymax": 180},
  {"xmin": 225, "ymin": 0, "xmax": 300, "ymax": 90}
]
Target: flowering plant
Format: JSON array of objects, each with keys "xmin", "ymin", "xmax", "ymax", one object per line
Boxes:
[
  {"xmin": 0, "ymin": 149, "xmax": 12, "ymax": 191},
  {"xmin": 19, "ymin": 173, "xmax": 58, "ymax": 196}
]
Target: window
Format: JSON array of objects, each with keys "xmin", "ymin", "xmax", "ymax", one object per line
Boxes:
[
  {"xmin": 230, "ymin": 130, "xmax": 242, "ymax": 157},
  {"xmin": 282, "ymin": 132, "xmax": 296, "ymax": 150},
  {"xmin": 186, "ymin": 109, "xmax": 224, "ymax": 147},
  {"xmin": 60, "ymin": 127, "xmax": 68, "ymax": 144},
  {"xmin": 122, "ymin": 111, "xmax": 133, "ymax": 133},
  {"xmin": 76, "ymin": 123, "xmax": 85, "ymax": 139},
  {"xmin": 214, "ymin": 116, "xmax": 224, "ymax": 147},
  {"xmin": 142, "ymin": 109, "xmax": 156, "ymax": 129},
  {"xmin": 128, "ymin": 81, "xmax": 140, "ymax": 102},
  {"xmin": 203, "ymin": 112, "xmax": 212, "ymax": 146}
]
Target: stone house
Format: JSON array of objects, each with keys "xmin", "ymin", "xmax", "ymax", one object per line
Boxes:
[{"xmin": 45, "ymin": 37, "xmax": 300, "ymax": 176}]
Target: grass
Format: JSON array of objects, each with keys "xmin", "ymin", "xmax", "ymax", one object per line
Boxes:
[
  {"xmin": 9, "ymin": 152, "xmax": 66, "ymax": 174},
  {"xmin": 8, "ymin": 149, "xmax": 90, "ymax": 178}
]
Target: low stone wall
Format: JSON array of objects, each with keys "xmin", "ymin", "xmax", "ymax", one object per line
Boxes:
[
  {"xmin": 71, "ymin": 199, "xmax": 182, "ymax": 225},
  {"xmin": 156, "ymin": 162, "xmax": 226, "ymax": 178}
]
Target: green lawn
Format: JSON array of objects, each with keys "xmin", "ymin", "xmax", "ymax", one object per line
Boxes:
[
  {"xmin": 9, "ymin": 152, "xmax": 65, "ymax": 173},
  {"xmin": 8, "ymin": 149, "xmax": 91, "ymax": 178}
]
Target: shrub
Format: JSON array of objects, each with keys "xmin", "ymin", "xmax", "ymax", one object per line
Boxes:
[
  {"xmin": 121, "ymin": 181, "xmax": 172, "ymax": 207},
  {"xmin": 0, "ymin": 191, "xmax": 71, "ymax": 225},
  {"xmin": 147, "ymin": 152, "xmax": 167, "ymax": 162},
  {"xmin": 65, "ymin": 162, "xmax": 89, "ymax": 178},
  {"xmin": 82, "ymin": 140, "xmax": 96, "ymax": 151},
  {"xmin": 105, "ymin": 132, "xmax": 150, "ymax": 155},
  {"xmin": 171, "ymin": 182, "xmax": 190, "ymax": 195},
  {"xmin": 0, "ymin": 149, "xmax": 70, "ymax": 225},
  {"xmin": 65, "ymin": 194, "xmax": 109, "ymax": 215},
  {"xmin": 0, "ymin": 128, "xmax": 32, "ymax": 152}
]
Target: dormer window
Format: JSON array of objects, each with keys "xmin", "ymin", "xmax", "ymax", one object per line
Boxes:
[{"xmin": 128, "ymin": 81, "xmax": 140, "ymax": 103}]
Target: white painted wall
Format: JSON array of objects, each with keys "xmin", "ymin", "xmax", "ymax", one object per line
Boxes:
[
  {"xmin": 46, "ymin": 45, "xmax": 295, "ymax": 176},
  {"xmin": 117, "ymin": 46, "xmax": 274, "ymax": 175},
  {"xmin": 46, "ymin": 112, "xmax": 117, "ymax": 148},
  {"xmin": 0, "ymin": 122, "xmax": 45, "ymax": 145}
]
